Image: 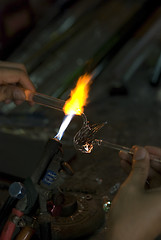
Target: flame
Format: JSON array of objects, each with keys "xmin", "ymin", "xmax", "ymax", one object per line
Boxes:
[
  {"xmin": 55, "ymin": 74, "xmax": 92, "ymax": 141},
  {"xmin": 63, "ymin": 74, "xmax": 92, "ymax": 115},
  {"xmin": 55, "ymin": 113, "xmax": 74, "ymax": 140}
]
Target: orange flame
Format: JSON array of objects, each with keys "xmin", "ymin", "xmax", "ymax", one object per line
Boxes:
[{"xmin": 63, "ymin": 74, "xmax": 92, "ymax": 115}]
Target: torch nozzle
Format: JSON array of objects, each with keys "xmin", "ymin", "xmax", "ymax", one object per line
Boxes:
[{"xmin": 24, "ymin": 89, "xmax": 65, "ymax": 111}]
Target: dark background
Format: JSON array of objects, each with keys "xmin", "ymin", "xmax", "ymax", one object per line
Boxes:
[{"xmin": 1, "ymin": 0, "xmax": 161, "ymax": 239}]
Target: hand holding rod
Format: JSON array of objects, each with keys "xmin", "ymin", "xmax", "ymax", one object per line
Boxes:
[{"xmin": 97, "ymin": 140, "xmax": 161, "ymax": 163}]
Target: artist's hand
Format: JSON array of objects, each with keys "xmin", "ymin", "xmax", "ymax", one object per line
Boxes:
[
  {"xmin": 119, "ymin": 145, "xmax": 161, "ymax": 188},
  {"xmin": 0, "ymin": 61, "xmax": 35, "ymax": 105},
  {"xmin": 107, "ymin": 147, "xmax": 161, "ymax": 240}
]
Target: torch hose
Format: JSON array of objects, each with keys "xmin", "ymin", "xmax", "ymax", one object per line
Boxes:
[
  {"xmin": 0, "ymin": 197, "xmax": 17, "ymax": 234},
  {"xmin": 0, "ymin": 208, "xmax": 24, "ymax": 240},
  {"xmin": 97, "ymin": 140, "xmax": 161, "ymax": 163}
]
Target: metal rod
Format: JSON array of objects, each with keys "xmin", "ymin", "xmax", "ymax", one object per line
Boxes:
[{"xmin": 97, "ymin": 140, "xmax": 161, "ymax": 163}]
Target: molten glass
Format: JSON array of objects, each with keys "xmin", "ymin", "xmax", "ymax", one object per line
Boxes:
[{"xmin": 73, "ymin": 116, "xmax": 107, "ymax": 153}]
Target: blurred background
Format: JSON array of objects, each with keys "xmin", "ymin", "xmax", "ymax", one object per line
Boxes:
[{"xmin": 1, "ymin": 0, "xmax": 161, "ymax": 239}]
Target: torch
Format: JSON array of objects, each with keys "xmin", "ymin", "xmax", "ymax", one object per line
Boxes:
[
  {"xmin": 33, "ymin": 73, "xmax": 94, "ymax": 239},
  {"xmin": 35, "ymin": 73, "xmax": 93, "ymax": 239},
  {"xmin": 31, "ymin": 73, "xmax": 100, "ymax": 240}
]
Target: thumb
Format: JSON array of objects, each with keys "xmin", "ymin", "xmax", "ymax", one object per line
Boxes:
[{"xmin": 129, "ymin": 147, "xmax": 150, "ymax": 188}]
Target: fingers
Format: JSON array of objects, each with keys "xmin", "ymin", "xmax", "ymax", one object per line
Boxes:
[
  {"xmin": 119, "ymin": 150, "xmax": 132, "ymax": 174},
  {"xmin": 0, "ymin": 61, "xmax": 35, "ymax": 92},
  {"xmin": 0, "ymin": 61, "xmax": 27, "ymax": 73},
  {"xmin": 0, "ymin": 67, "xmax": 35, "ymax": 91},
  {"xmin": 120, "ymin": 159, "xmax": 131, "ymax": 174},
  {"xmin": 0, "ymin": 85, "xmax": 25, "ymax": 103},
  {"xmin": 148, "ymin": 167, "xmax": 161, "ymax": 188},
  {"xmin": 0, "ymin": 61, "xmax": 35, "ymax": 104},
  {"xmin": 119, "ymin": 150, "xmax": 132, "ymax": 163},
  {"xmin": 145, "ymin": 146, "xmax": 161, "ymax": 156},
  {"xmin": 145, "ymin": 146, "xmax": 161, "ymax": 174},
  {"xmin": 128, "ymin": 147, "xmax": 150, "ymax": 188}
]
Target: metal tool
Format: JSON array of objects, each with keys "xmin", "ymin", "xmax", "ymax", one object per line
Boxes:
[{"xmin": 0, "ymin": 138, "xmax": 71, "ymax": 240}]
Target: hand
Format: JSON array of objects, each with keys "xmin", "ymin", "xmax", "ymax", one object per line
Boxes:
[
  {"xmin": 0, "ymin": 61, "xmax": 35, "ymax": 105},
  {"xmin": 119, "ymin": 145, "xmax": 161, "ymax": 188},
  {"xmin": 107, "ymin": 147, "xmax": 161, "ymax": 240}
]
